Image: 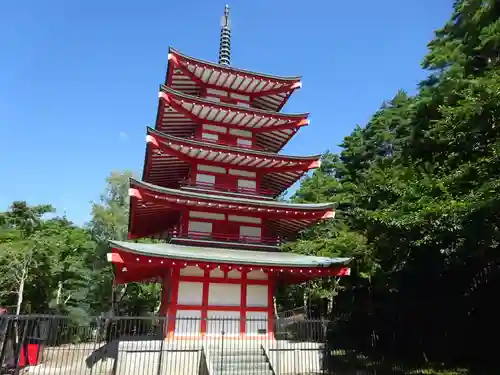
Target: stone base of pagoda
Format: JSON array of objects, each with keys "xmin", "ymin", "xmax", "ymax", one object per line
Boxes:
[{"xmin": 161, "ymin": 265, "xmax": 274, "ymax": 338}]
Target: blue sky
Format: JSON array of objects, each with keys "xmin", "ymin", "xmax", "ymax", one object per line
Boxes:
[{"xmin": 0, "ymin": 0, "xmax": 452, "ymax": 225}]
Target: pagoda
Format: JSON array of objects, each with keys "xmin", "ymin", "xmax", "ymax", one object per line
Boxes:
[{"xmin": 107, "ymin": 5, "xmax": 351, "ymax": 338}]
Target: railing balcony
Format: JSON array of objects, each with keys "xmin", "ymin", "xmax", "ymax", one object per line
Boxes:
[
  {"xmin": 180, "ymin": 180, "xmax": 275, "ymax": 198},
  {"xmin": 169, "ymin": 230, "xmax": 282, "ymax": 248},
  {"xmin": 193, "ymin": 136, "xmax": 267, "ymax": 152}
]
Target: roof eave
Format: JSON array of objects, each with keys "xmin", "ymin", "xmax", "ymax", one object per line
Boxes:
[
  {"xmin": 130, "ymin": 178, "xmax": 335, "ymax": 211},
  {"xmin": 160, "ymin": 85, "xmax": 309, "ymax": 119},
  {"xmin": 168, "ymin": 47, "xmax": 302, "ymax": 82},
  {"xmin": 147, "ymin": 127, "xmax": 321, "ymax": 162}
]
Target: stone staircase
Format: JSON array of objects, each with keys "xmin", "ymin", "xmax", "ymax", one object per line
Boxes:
[{"xmin": 207, "ymin": 346, "xmax": 274, "ymax": 375}]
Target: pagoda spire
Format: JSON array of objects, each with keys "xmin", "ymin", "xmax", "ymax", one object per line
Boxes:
[{"xmin": 218, "ymin": 4, "xmax": 231, "ymax": 66}]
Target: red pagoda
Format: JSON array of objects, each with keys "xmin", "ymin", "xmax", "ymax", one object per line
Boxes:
[{"xmin": 107, "ymin": 5, "xmax": 350, "ymax": 339}]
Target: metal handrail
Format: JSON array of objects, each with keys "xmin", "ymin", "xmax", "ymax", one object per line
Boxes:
[
  {"xmin": 170, "ymin": 230, "xmax": 281, "ymax": 246},
  {"xmin": 180, "ymin": 180, "xmax": 275, "ymax": 197}
]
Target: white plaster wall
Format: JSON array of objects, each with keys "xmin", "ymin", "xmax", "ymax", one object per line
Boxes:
[
  {"xmin": 197, "ymin": 164, "xmax": 226, "ymax": 174},
  {"xmin": 201, "ymin": 132, "xmax": 218, "ymax": 141},
  {"xmin": 246, "ymin": 285, "xmax": 268, "ymax": 307},
  {"xmin": 247, "ymin": 270, "xmax": 268, "ymax": 280},
  {"xmin": 228, "ymin": 215, "xmax": 261, "ymax": 224},
  {"xmin": 237, "ymin": 179, "xmax": 256, "ymax": 190},
  {"xmin": 175, "ymin": 310, "xmax": 201, "ymax": 335},
  {"xmin": 227, "ymin": 269, "xmax": 241, "ymax": 279},
  {"xmin": 180, "ymin": 266, "xmax": 204, "ymax": 277},
  {"xmin": 188, "ymin": 220, "xmax": 212, "ymax": 234},
  {"xmin": 195, "ymin": 173, "xmax": 216, "ymax": 185},
  {"xmin": 229, "ymin": 128, "xmax": 252, "ymax": 137},
  {"xmin": 177, "ymin": 282, "xmax": 203, "ymax": 305},
  {"xmin": 189, "ymin": 210, "xmax": 224, "ymax": 220},
  {"xmin": 229, "ymin": 168, "xmax": 256, "ymax": 178},
  {"xmin": 245, "ymin": 311, "xmax": 268, "ymax": 335},
  {"xmin": 202, "ymin": 124, "xmax": 227, "ymax": 134},
  {"xmin": 209, "ymin": 268, "xmax": 225, "ymax": 278},
  {"xmin": 208, "ymin": 283, "xmax": 240, "ymax": 306},
  {"xmin": 239, "ymin": 226, "xmax": 261, "ymax": 240},
  {"xmin": 237, "ymin": 138, "xmax": 252, "ymax": 147}
]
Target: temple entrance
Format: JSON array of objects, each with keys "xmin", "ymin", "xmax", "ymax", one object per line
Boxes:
[{"xmin": 167, "ymin": 267, "xmax": 273, "ymax": 337}]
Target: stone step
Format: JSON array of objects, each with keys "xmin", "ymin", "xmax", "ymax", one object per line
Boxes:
[
  {"xmin": 209, "ymin": 349, "xmax": 262, "ymax": 356},
  {"xmin": 213, "ymin": 370, "xmax": 274, "ymax": 375}
]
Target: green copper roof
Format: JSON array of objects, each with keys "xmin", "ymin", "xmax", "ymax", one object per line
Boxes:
[
  {"xmin": 110, "ymin": 240, "xmax": 350, "ymax": 268},
  {"xmin": 131, "ymin": 179, "xmax": 335, "ymax": 211}
]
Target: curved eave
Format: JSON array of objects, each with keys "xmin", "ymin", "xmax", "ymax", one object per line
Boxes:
[
  {"xmin": 166, "ymin": 47, "xmax": 302, "ymax": 112},
  {"xmin": 143, "ymin": 128, "xmax": 321, "ymax": 196},
  {"xmin": 169, "ymin": 47, "xmax": 301, "ymax": 86},
  {"xmin": 128, "ymin": 179, "xmax": 335, "ymax": 240},
  {"xmin": 131, "ymin": 178, "xmax": 334, "ymax": 213},
  {"xmin": 109, "ymin": 240, "xmax": 351, "ymax": 269},
  {"xmin": 147, "ymin": 127, "xmax": 320, "ymax": 168},
  {"xmin": 159, "ymin": 85, "xmax": 309, "ymax": 131}
]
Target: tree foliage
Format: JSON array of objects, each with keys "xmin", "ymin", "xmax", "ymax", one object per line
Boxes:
[{"xmin": 279, "ymin": 0, "xmax": 500, "ymax": 368}]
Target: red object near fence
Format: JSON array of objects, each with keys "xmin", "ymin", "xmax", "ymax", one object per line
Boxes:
[{"xmin": 18, "ymin": 344, "xmax": 43, "ymax": 366}]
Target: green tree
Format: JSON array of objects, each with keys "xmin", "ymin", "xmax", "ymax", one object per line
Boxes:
[{"xmin": 87, "ymin": 170, "xmax": 161, "ymax": 316}]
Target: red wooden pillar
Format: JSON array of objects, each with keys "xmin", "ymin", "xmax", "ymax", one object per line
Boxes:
[
  {"xmin": 200, "ymin": 269, "xmax": 210, "ymax": 335},
  {"xmin": 267, "ymin": 277, "xmax": 275, "ymax": 337},
  {"xmin": 166, "ymin": 268, "xmax": 180, "ymax": 337},
  {"xmin": 239, "ymin": 270, "xmax": 248, "ymax": 335}
]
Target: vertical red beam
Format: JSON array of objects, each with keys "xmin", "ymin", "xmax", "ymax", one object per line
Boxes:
[
  {"xmin": 240, "ymin": 270, "xmax": 248, "ymax": 335},
  {"xmin": 167, "ymin": 268, "xmax": 180, "ymax": 337},
  {"xmin": 159, "ymin": 271, "xmax": 170, "ymax": 316},
  {"xmin": 200, "ymin": 269, "xmax": 210, "ymax": 335},
  {"xmin": 267, "ymin": 276, "xmax": 275, "ymax": 337}
]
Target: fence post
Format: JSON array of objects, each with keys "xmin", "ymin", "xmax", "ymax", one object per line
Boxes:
[
  {"xmin": 276, "ymin": 316, "xmax": 280, "ymax": 375},
  {"xmin": 0, "ymin": 316, "xmax": 13, "ymax": 372},
  {"xmin": 220, "ymin": 318, "xmax": 225, "ymax": 373},
  {"xmin": 13, "ymin": 317, "xmax": 29, "ymax": 375}
]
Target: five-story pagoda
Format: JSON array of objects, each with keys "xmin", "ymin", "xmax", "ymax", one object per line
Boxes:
[{"xmin": 107, "ymin": 5, "xmax": 350, "ymax": 339}]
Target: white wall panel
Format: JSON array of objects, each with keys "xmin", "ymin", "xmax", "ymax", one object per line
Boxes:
[
  {"xmin": 246, "ymin": 285, "xmax": 268, "ymax": 307},
  {"xmin": 180, "ymin": 266, "xmax": 204, "ymax": 277},
  {"xmin": 189, "ymin": 210, "xmax": 224, "ymax": 220},
  {"xmin": 188, "ymin": 221, "xmax": 213, "ymax": 234},
  {"xmin": 198, "ymin": 164, "xmax": 226, "ymax": 174},
  {"xmin": 239, "ymin": 226, "xmax": 261, "ymax": 240},
  {"xmin": 228, "ymin": 215, "xmax": 262, "ymax": 224},
  {"xmin": 177, "ymin": 282, "xmax": 203, "ymax": 305},
  {"xmin": 229, "ymin": 169, "xmax": 256, "ymax": 178},
  {"xmin": 247, "ymin": 270, "xmax": 268, "ymax": 280},
  {"xmin": 229, "ymin": 128, "xmax": 252, "ymax": 137},
  {"xmin": 245, "ymin": 311, "xmax": 268, "ymax": 336},
  {"xmin": 202, "ymin": 124, "xmax": 227, "ymax": 133},
  {"xmin": 201, "ymin": 132, "xmax": 219, "ymax": 141},
  {"xmin": 208, "ymin": 283, "xmax": 240, "ymax": 306},
  {"xmin": 195, "ymin": 173, "xmax": 216, "ymax": 185},
  {"xmin": 175, "ymin": 310, "xmax": 201, "ymax": 336},
  {"xmin": 238, "ymin": 179, "xmax": 257, "ymax": 190}
]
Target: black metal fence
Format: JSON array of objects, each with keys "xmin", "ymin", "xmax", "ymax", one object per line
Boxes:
[{"xmin": 0, "ymin": 314, "xmax": 469, "ymax": 375}]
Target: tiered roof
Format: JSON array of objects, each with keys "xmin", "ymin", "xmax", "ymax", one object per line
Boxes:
[
  {"xmin": 156, "ymin": 86, "xmax": 309, "ymax": 152},
  {"xmin": 143, "ymin": 127, "xmax": 321, "ymax": 196},
  {"xmin": 109, "ymin": 6, "xmax": 350, "ymax": 276},
  {"xmin": 166, "ymin": 48, "xmax": 302, "ymax": 112},
  {"xmin": 109, "ymin": 241, "xmax": 350, "ymax": 284},
  {"xmin": 128, "ymin": 179, "xmax": 334, "ymax": 241}
]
